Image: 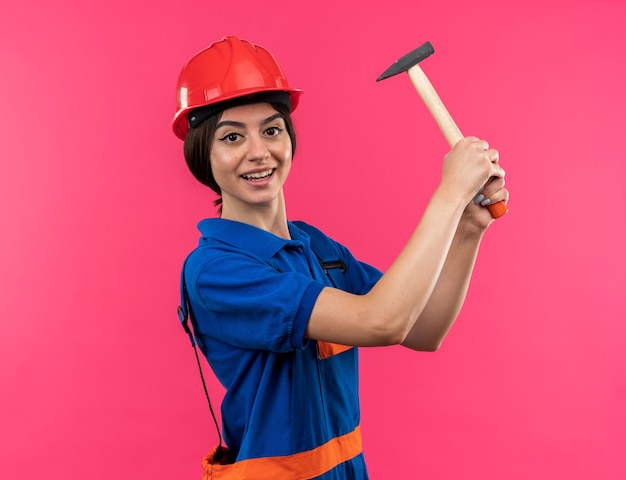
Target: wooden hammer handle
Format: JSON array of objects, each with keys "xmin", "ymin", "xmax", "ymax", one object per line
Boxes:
[{"xmin": 407, "ymin": 65, "xmax": 508, "ymax": 219}]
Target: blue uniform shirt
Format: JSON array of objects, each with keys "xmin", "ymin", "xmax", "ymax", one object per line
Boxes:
[{"xmin": 183, "ymin": 219, "xmax": 382, "ymax": 479}]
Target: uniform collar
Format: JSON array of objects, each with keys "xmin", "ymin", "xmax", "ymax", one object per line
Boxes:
[{"xmin": 197, "ymin": 218, "xmax": 310, "ymax": 260}]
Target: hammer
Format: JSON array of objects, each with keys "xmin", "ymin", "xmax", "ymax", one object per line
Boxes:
[{"xmin": 377, "ymin": 41, "xmax": 508, "ymax": 219}]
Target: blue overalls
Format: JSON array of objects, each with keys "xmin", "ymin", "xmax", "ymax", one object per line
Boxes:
[{"xmin": 181, "ymin": 219, "xmax": 382, "ymax": 479}]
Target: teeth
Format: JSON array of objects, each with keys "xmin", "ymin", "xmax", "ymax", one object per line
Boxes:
[{"xmin": 243, "ymin": 169, "xmax": 273, "ymax": 180}]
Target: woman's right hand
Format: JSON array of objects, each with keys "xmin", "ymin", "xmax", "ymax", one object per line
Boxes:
[{"xmin": 439, "ymin": 136, "xmax": 505, "ymax": 205}]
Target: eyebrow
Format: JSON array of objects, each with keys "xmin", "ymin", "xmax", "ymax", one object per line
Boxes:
[{"xmin": 216, "ymin": 113, "xmax": 285, "ymax": 130}]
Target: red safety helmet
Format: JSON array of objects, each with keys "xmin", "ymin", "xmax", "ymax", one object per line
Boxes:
[{"xmin": 172, "ymin": 36, "xmax": 303, "ymax": 140}]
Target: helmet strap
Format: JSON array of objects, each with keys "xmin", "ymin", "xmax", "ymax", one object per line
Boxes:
[{"xmin": 188, "ymin": 91, "xmax": 292, "ymax": 130}]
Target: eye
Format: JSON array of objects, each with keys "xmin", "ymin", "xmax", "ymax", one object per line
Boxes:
[
  {"xmin": 218, "ymin": 132, "xmax": 242, "ymax": 144},
  {"xmin": 264, "ymin": 126, "xmax": 283, "ymax": 137}
]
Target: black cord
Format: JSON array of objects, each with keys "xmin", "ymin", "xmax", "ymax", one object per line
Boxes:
[
  {"xmin": 191, "ymin": 339, "xmax": 225, "ymax": 463},
  {"xmin": 178, "ymin": 289, "xmax": 225, "ymax": 464}
]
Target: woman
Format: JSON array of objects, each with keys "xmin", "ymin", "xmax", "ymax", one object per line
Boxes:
[{"xmin": 173, "ymin": 36, "xmax": 508, "ymax": 479}]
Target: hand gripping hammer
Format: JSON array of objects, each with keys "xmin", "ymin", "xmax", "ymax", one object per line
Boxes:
[{"xmin": 377, "ymin": 41, "xmax": 508, "ymax": 219}]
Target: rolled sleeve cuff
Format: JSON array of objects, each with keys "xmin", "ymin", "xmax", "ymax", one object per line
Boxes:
[{"xmin": 290, "ymin": 282, "xmax": 325, "ymax": 350}]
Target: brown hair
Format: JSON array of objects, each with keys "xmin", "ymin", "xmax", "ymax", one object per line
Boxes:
[{"xmin": 183, "ymin": 102, "xmax": 297, "ymax": 208}]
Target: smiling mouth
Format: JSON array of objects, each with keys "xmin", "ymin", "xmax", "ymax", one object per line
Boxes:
[{"xmin": 241, "ymin": 169, "xmax": 275, "ymax": 181}]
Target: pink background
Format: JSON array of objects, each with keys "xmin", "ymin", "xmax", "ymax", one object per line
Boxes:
[{"xmin": 1, "ymin": 0, "xmax": 625, "ymax": 478}]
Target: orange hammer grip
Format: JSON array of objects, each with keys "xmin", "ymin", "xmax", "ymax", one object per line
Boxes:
[{"xmin": 487, "ymin": 201, "xmax": 508, "ymax": 219}]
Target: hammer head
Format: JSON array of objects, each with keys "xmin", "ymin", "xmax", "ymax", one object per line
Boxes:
[{"xmin": 376, "ymin": 41, "xmax": 435, "ymax": 81}]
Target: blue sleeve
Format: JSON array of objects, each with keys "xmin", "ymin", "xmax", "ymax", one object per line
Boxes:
[
  {"xmin": 185, "ymin": 247, "xmax": 324, "ymax": 353},
  {"xmin": 334, "ymin": 242, "xmax": 384, "ymax": 295},
  {"xmin": 290, "ymin": 220, "xmax": 383, "ymax": 295}
]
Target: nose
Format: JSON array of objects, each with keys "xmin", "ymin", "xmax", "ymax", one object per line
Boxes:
[{"xmin": 247, "ymin": 133, "xmax": 270, "ymax": 162}]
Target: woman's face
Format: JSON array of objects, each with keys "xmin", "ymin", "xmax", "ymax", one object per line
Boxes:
[{"xmin": 209, "ymin": 102, "xmax": 293, "ymax": 217}]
